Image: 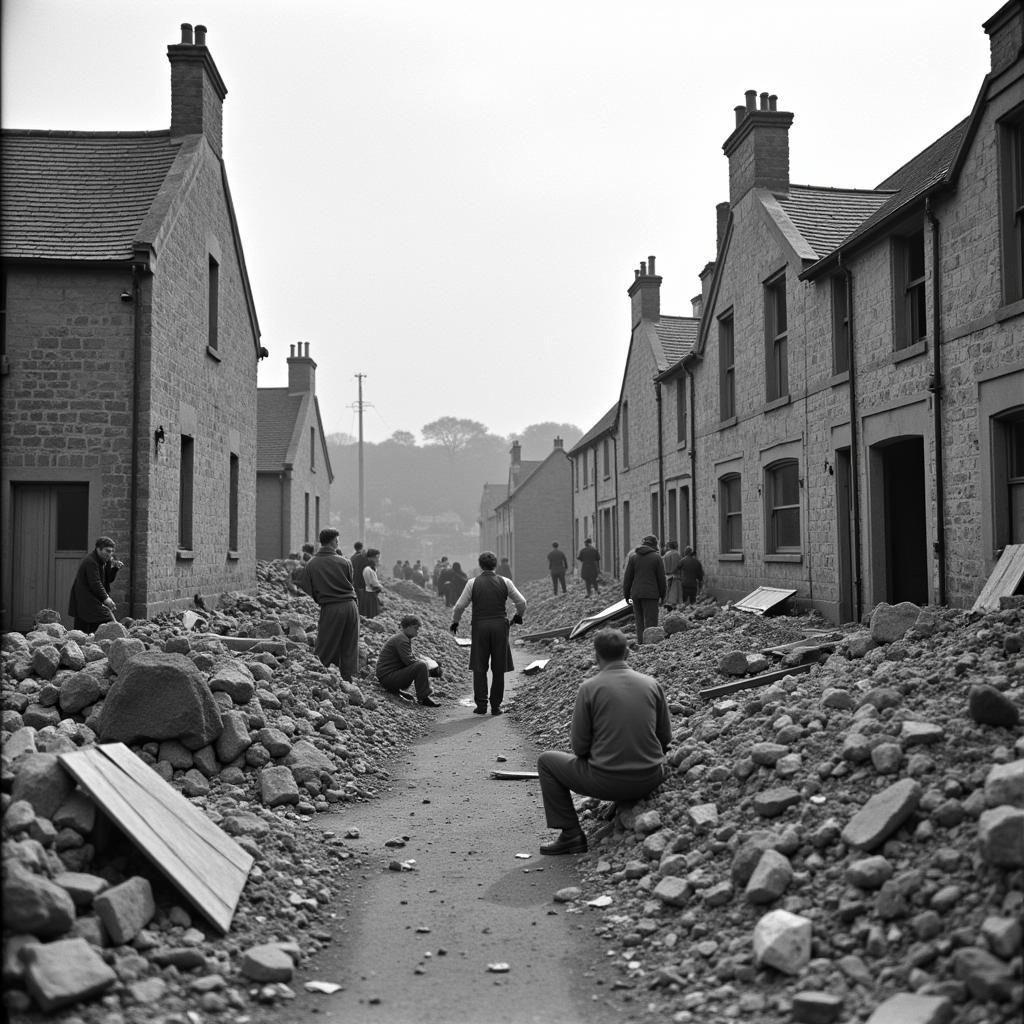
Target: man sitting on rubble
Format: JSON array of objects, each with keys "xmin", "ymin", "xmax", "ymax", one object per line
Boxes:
[
  {"xmin": 536, "ymin": 627, "xmax": 671, "ymax": 855},
  {"xmin": 375, "ymin": 615, "xmax": 442, "ymax": 707}
]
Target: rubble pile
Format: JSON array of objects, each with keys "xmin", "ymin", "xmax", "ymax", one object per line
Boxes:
[
  {"xmin": 1, "ymin": 562, "xmax": 468, "ymax": 1020},
  {"xmin": 512, "ymin": 597, "xmax": 1024, "ymax": 1022}
]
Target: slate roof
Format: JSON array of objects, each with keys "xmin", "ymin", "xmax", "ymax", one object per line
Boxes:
[
  {"xmin": 256, "ymin": 389, "xmax": 303, "ymax": 472},
  {"xmin": 1, "ymin": 130, "xmax": 179, "ymax": 261},
  {"xmin": 570, "ymin": 404, "xmax": 618, "ymax": 454},
  {"xmin": 654, "ymin": 316, "xmax": 700, "ymax": 365},
  {"xmin": 775, "ymin": 185, "xmax": 892, "ymax": 260}
]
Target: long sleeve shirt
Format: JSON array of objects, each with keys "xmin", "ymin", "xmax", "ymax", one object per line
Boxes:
[
  {"xmin": 295, "ymin": 547, "xmax": 356, "ymax": 605},
  {"xmin": 376, "ymin": 631, "xmax": 420, "ymax": 678},
  {"xmin": 363, "ymin": 565, "xmax": 383, "ymax": 592},
  {"xmin": 451, "ymin": 572, "xmax": 526, "ymax": 626}
]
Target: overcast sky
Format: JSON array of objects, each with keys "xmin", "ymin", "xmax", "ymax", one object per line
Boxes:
[{"xmin": 3, "ymin": 0, "xmax": 998, "ymax": 444}]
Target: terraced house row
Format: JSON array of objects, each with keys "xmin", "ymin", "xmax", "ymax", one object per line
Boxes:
[{"xmin": 570, "ymin": 1, "xmax": 1024, "ymax": 623}]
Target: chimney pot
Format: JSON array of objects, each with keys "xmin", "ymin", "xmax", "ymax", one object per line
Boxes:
[
  {"xmin": 634, "ymin": 268, "xmax": 640, "ymax": 280},
  {"xmin": 180, "ymin": 23, "xmax": 193, "ymax": 44},
  {"xmin": 194, "ymin": 24, "xmax": 207, "ymax": 46},
  {"xmin": 648, "ymin": 255, "xmax": 656, "ymax": 275},
  {"xmin": 554, "ymin": 437, "xmax": 563, "ymax": 449},
  {"xmin": 734, "ymin": 105, "xmax": 746, "ymax": 127},
  {"xmin": 760, "ymin": 92, "xmax": 769, "ymax": 110},
  {"xmin": 745, "ymin": 89, "xmax": 757, "ymax": 111},
  {"xmin": 290, "ymin": 344, "xmax": 295, "ymax": 358},
  {"xmin": 640, "ymin": 261, "xmax": 647, "ymax": 276},
  {"xmin": 769, "ymin": 94, "xmax": 778, "ymax": 111}
]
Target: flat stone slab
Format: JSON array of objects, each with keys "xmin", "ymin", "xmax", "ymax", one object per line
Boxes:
[
  {"xmin": 865, "ymin": 993, "xmax": 952, "ymax": 1024},
  {"xmin": 22, "ymin": 936, "xmax": 117, "ymax": 1012},
  {"xmin": 841, "ymin": 778, "xmax": 921, "ymax": 851},
  {"xmin": 753, "ymin": 787, "xmax": 801, "ymax": 818}
]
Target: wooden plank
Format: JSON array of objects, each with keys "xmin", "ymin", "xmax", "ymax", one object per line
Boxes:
[
  {"xmin": 972, "ymin": 544, "xmax": 1024, "ymax": 612},
  {"xmin": 567, "ymin": 598, "xmax": 632, "ymax": 640},
  {"xmin": 59, "ymin": 746, "xmax": 250, "ymax": 933},
  {"xmin": 521, "ymin": 659, "xmax": 549, "ymax": 675},
  {"xmin": 100, "ymin": 744, "xmax": 253, "ymax": 874},
  {"xmin": 520, "ymin": 626, "xmax": 572, "ymax": 641},
  {"xmin": 734, "ymin": 587, "xmax": 797, "ymax": 615},
  {"xmin": 699, "ymin": 662, "xmax": 813, "ymax": 700},
  {"xmin": 490, "ymin": 770, "xmax": 540, "ymax": 780},
  {"xmin": 761, "ymin": 633, "xmax": 842, "ymax": 657},
  {"xmin": 454, "ymin": 637, "xmax": 472, "ymax": 647}
]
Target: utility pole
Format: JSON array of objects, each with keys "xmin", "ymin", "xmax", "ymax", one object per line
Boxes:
[{"xmin": 354, "ymin": 373, "xmax": 367, "ymax": 541}]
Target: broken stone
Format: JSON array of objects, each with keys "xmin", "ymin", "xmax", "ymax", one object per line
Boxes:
[
  {"xmin": 22, "ymin": 936, "xmax": 117, "ymax": 1012},
  {"xmin": 2, "ymin": 863, "xmax": 76, "ymax": 937},
  {"xmin": 968, "ymin": 684, "xmax": 1020, "ymax": 727},
  {"xmin": 260, "ymin": 765, "xmax": 300, "ymax": 807},
  {"xmin": 744, "ymin": 848, "xmax": 793, "ymax": 904},
  {"xmin": 653, "ymin": 876, "xmax": 690, "ymax": 907},
  {"xmin": 54, "ymin": 871, "xmax": 108, "ymax": 908},
  {"xmin": 753, "ymin": 786, "xmax": 801, "ymax": 818},
  {"xmin": 10, "ymin": 752, "xmax": 75, "ymax": 819},
  {"xmin": 980, "ymin": 915, "xmax": 1022, "ymax": 959},
  {"xmin": 752, "ymin": 908, "xmax": 811, "ymax": 975},
  {"xmin": 52, "ymin": 790, "xmax": 96, "ymax": 834},
  {"xmin": 107, "ymin": 636, "xmax": 147, "ymax": 674},
  {"xmin": 58, "ymin": 671, "xmax": 102, "ymax": 715},
  {"xmin": 240, "ymin": 943, "xmax": 296, "ymax": 982},
  {"xmin": 869, "ymin": 601, "xmax": 919, "ymax": 643},
  {"xmin": 209, "ymin": 663, "xmax": 256, "ymax": 705},
  {"xmin": 214, "ymin": 709, "xmax": 253, "ymax": 763},
  {"xmin": 283, "ymin": 739, "xmax": 334, "ymax": 785},
  {"xmin": 93, "ymin": 875, "xmax": 155, "ymax": 945},
  {"xmin": 792, "ymin": 990, "xmax": 844, "ymax": 1024},
  {"xmin": 899, "ymin": 721, "xmax": 943, "ymax": 746},
  {"xmin": 984, "ymin": 759, "xmax": 1024, "ymax": 808},
  {"xmin": 845, "ymin": 855, "xmax": 893, "ymax": 890},
  {"xmin": 719, "ymin": 651, "xmax": 750, "ymax": 676},
  {"xmin": 865, "ymin": 993, "xmax": 952, "ymax": 1024},
  {"xmin": 977, "ymin": 805, "xmax": 1024, "ymax": 867},
  {"xmin": 950, "ymin": 946, "xmax": 1016, "ymax": 1002},
  {"xmin": 841, "ymin": 778, "xmax": 920, "ymax": 851}
]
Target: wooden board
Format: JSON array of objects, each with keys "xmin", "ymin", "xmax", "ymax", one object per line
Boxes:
[
  {"xmin": 519, "ymin": 626, "xmax": 572, "ymax": 641},
  {"xmin": 699, "ymin": 662, "xmax": 813, "ymax": 700},
  {"xmin": 972, "ymin": 544, "xmax": 1024, "ymax": 612},
  {"xmin": 761, "ymin": 633, "xmax": 843, "ymax": 657},
  {"xmin": 521, "ymin": 659, "xmax": 549, "ymax": 675},
  {"xmin": 567, "ymin": 598, "xmax": 633, "ymax": 640},
  {"xmin": 734, "ymin": 586, "xmax": 797, "ymax": 615},
  {"xmin": 490, "ymin": 770, "xmax": 540, "ymax": 780},
  {"xmin": 454, "ymin": 637, "xmax": 472, "ymax": 647},
  {"xmin": 59, "ymin": 743, "xmax": 253, "ymax": 934}
]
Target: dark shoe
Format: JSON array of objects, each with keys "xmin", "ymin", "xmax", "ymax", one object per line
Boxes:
[
  {"xmin": 540, "ymin": 830, "xmax": 588, "ymax": 856},
  {"xmin": 490, "ymin": 706, "xmax": 503, "ymax": 716},
  {"xmin": 419, "ymin": 696, "xmax": 441, "ymax": 707},
  {"xmin": 472, "ymin": 705, "xmax": 487, "ymax": 715}
]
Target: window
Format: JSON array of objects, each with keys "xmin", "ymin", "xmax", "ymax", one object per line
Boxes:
[
  {"xmin": 622, "ymin": 402, "xmax": 630, "ymax": 466},
  {"xmin": 765, "ymin": 272, "xmax": 788, "ymax": 400},
  {"xmin": 310, "ymin": 427, "xmax": 316, "ymax": 471},
  {"xmin": 765, "ymin": 460, "xmax": 801, "ymax": 553},
  {"xmin": 993, "ymin": 408, "xmax": 1024, "ymax": 546},
  {"xmin": 719, "ymin": 474, "xmax": 742, "ymax": 553},
  {"xmin": 1000, "ymin": 119, "xmax": 1024, "ymax": 303},
  {"xmin": 603, "ymin": 438, "xmax": 610, "ymax": 478},
  {"xmin": 832, "ymin": 276, "xmax": 850, "ymax": 374},
  {"xmin": 719, "ymin": 313, "xmax": 735, "ymax": 421},
  {"xmin": 583, "ymin": 452, "xmax": 589, "ymax": 488},
  {"xmin": 676, "ymin": 376, "xmax": 687, "ymax": 444},
  {"xmin": 622, "ymin": 500, "xmax": 631, "ymax": 553},
  {"xmin": 678, "ymin": 486, "xmax": 691, "ymax": 551},
  {"xmin": 208, "ymin": 256, "xmax": 219, "ymax": 352},
  {"xmin": 179, "ymin": 435, "xmax": 195, "ymax": 549},
  {"xmin": 667, "ymin": 489, "xmax": 678, "ymax": 546},
  {"xmin": 573, "ymin": 458, "xmax": 579, "ymax": 492},
  {"xmin": 894, "ymin": 228, "xmax": 926, "ymax": 350},
  {"xmin": 315, "ymin": 495, "xmax": 321, "ymax": 537},
  {"xmin": 228, "ymin": 453, "xmax": 239, "ymax": 551},
  {"xmin": 304, "ymin": 492, "xmax": 310, "ymax": 543}
]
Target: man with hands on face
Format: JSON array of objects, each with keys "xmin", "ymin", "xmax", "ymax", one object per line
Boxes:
[{"xmin": 69, "ymin": 536, "xmax": 124, "ymax": 633}]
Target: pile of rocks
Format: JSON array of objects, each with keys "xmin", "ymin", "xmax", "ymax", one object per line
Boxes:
[
  {"xmin": 1, "ymin": 563, "xmax": 468, "ymax": 1019},
  {"xmin": 512, "ymin": 598, "xmax": 1024, "ymax": 1022}
]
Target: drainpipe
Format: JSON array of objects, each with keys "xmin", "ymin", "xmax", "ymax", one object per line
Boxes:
[
  {"xmin": 612, "ymin": 434, "xmax": 620, "ymax": 574},
  {"xmin": 840, "ymin": 254, "xmax": 864, "ymax": 622},
  {"xmin": 689, "ymin": 367, "xmax": 697, "ymax": 554},
  {"xmin": 593, "ymin": 446, "xmax": 599, "ymax": 547},
  {"xmin": 925, "ymin": 198, "xmax": 947, "ymax": 605},
  {"xmin": 279, "ymin": 471, "xmax": 287, "ymax": 558},
  {"xmin": 655, "ymin": 380, "xmax": 665, "ymax": 543},
  {"xmin": 128, "ymin": 263, "xmax": 142, "ymax": 618}
]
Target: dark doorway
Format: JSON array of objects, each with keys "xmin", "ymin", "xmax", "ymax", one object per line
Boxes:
[
  {"xmin": 881, "ymin": 438, "xmax": 928, "ymax": 604},
  {"xmin": 835, "ymin": 449, "xmax": 855, "ymax": 622}
]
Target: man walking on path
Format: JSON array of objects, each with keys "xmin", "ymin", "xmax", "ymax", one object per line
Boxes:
[
  {"xmin": 576, "ymin": 538, "xmax": 601, "ymax": 596},
  {"xmin": 295, "ymin": 528, "xmax": 360, "ymax": 681},
  {"xmin": 450, "ymin": 551, "xmax": 527, "ymax": 715},
  {"xmin": 375, "ymin": 615, "xmax": 441, "ymax": 706},
  {"xmin": 547, "ymin": 541, "xmax": 569, "ymax": 594},
  {"xmin": 68, "ymin": 536, "xmax": 123, "ymax": 633},
  {"xmin": 536, "ymin": 628, "xmax": 671, "ymax": 854},
  {"xmin": 623, "ymin": 534, "xmax": 666, "ymax": 640},
  {"xmin": 351, "ymin": 541, "xmax": 368, "ymax": 614},
  {"xmin": 678, "ymin": 546, "xmax": 705, "ymax": 605}
]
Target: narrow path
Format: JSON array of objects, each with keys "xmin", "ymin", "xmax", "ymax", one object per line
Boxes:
[{"xmin": 252, "ymin": 650, "xmax": 627, "ymax": 1024}]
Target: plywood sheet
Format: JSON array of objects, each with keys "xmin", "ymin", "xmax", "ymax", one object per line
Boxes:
[
  {"xmin": 59, "ymin": 743, "xmax": 252, "ymax": 933},
  {"xmin": 567, "ymin": 598, "xmax": 633, "ymax": 640},
  {"xmin": 734, "ymin": 586, "xmax": 797, "ymax": 616},
  {"xmin": 972, "ymin": 544, "xmax": 1024, "ymax": 612}
]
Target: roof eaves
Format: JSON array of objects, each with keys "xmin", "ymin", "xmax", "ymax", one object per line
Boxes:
[{"xmin": 757, "ymin": 189, "xmax": 818, "ymax": 262}]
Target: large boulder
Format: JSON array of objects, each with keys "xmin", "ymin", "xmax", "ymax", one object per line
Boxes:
[
  {"xmin": 3, "ymin": 863, "xmax": 76, "ymax": 937},
  {"xmin": 10, "ymin": 753, "xmax": 75, "ymax": 819},
  {"xmin": 97, "ymin": 652, "xmax": 223, "ymax": 750},
  {"xmin": 284, "ymin": 739, "xmax": 335, "ymax": 785},
  {"xmin": 869, "ymin": 602, "xmax": 920, "ymax": 644}
]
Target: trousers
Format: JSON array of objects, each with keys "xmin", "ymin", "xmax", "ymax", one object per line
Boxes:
[
  {"xmin": 378, "ymin": 661, "xmax": 431, "ymax": 700},
  {"xmin": 315, "ymin": 600, "xmax": 360, "ymax": 681},
  {"xmin": 470, "ymin": 617, "xmax": 508, "ymax": 709},
  {"xmin": 631, "ymin": 598, "xmax": 659, "ymax": 639}
]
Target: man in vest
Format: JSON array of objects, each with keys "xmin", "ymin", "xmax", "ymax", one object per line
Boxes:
[{"xmin": 450, "ymin": 551, "xmax": 527, "ymax": 715}]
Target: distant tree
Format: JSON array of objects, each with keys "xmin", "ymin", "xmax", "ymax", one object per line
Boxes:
[
  {"xmin": 422, "ymin": 416, "xmax": 491, "ymax": 455},
  {"xmin": 326, "ymin": 431, "xmax": 357, "ymax": 446},
  {"xmin": 513, "ymin": 422, "xmax": 583, "ymax": 460},
  {"xmin": 389, "ymin": 430, "xmax": 417, "ymax": 446}
]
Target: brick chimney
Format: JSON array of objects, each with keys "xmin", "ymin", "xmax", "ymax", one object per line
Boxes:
[
  {"xmin": 287, "ymin": 342, "xmax": 316, "ymax": 394},
  {"xmin": 628, "ymin": 255, "xmax": 661, "ymax": 328},
  {"xmin": 722, "ymin": 90, "xmax": 793, "ymax": 205},
  {"xmin": 985, "ymin": 1, "xmax": 1024, "ymax": 74},
  {"xmin": 510, "ymin": 440, "xmax": 521, "ymax": 466},
  {"xmin": 691, "ymin": 293, "xmax": 703, "ymax": 319},
  {"xmin": 168, "ymin": 23, "xmax": 227, "ymax": 156},
  {"xmin": 553, "ymin": 437, "xmax": 563, "ymax": 450}
]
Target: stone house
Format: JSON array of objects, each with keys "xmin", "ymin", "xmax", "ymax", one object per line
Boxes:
[
  {"xmin": 256, "ymin": 343, "xmax": 334, "ymax": 560},
  {"xmin": 569, "ymin": 404, "xmax": 618, "ymax": 573},
  {"xmin": 493, "ymin": 439, "xmax": 572, "ymax": 581},
  {"xmin": 685, "ymin": 2, "xmax": 1024, "ymax": 618},
  {"xmin": 0, "ymin": 24, "xmax": 262, "ymax": 630},
  {"xmin": 477, "ymin": 483, "xmax": 509, "ymax": 564}
]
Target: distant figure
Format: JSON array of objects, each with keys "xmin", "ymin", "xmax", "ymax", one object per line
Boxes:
[
  {"xmin": 576, "ymin": 538, "xmax": 601, "ymax": 597},
  {"xmin": 403, "ymin": 560, "xmax": 414, "ymax": 581},
  {"xmin": 450, "ymin": 551, "xmax": 527, "ymax": 715},
  {"xmin": 284, "ymin": 552, "xmax": 304, "ymax": 597},
  {"xmin": 498, "ymin": 556, "xmax": 513, "ymax": 579},
  {"xmin": 393, "ymin": 559, "xmax": 404, "ymax": 580},
  {"xmin": 301, "ymin": 543, "xmax": 315, "ymax": 563},
  {"xmin": 678, "ymin": 546, "xmax": 705, "ymax": 605},
  {"xmin": 412, "ymin": 560, "xmax": 426, "ymax": 587},
  {"xmin": 623, "ymin": 534, "xmax": 666, "ymax": 640},
  {"xmin": 361, "ymin": 548, "xmax": 384, "ymax": 618},
  {"xmin": 351, "ymin": 542, "xmax": 369, "ymax": 612},
  {"xmin": 294, "ymin": 528, "xmax": 359, "ymax": 681},
  {"xmin": 443, "ymin": 561, "xmax": 468, "ymax": 607},
  {"xmin": 662, "ymin": 540, "xmax": 682, "ymax": 611},
  {"xmin": 68, "ymin": 536, "xmax": 124, "ymax": 633},
  {"xmin": 376, "ymin": 614, "xmax": 441, "ymax": 706},
  {"xmin": 547, "ymin": 541, "xmax": 569, "ymax": 595},
  {"xmin": 536, "ymin": 628, "xmax": 670, "ymax": 855}
]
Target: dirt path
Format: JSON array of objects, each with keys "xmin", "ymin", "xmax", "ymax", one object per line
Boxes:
[{"xmin": 249, "ymin": 649, "xmax": 628, "ymax": 1024}]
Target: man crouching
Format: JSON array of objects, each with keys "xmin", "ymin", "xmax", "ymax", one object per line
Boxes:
[
  {"xmin": 375, "ymin": 615, "xmax": 442, "ymax": 707},
  {"xmin": 537, "ymin": 627, "xmax": 671, "ymax": 855}
]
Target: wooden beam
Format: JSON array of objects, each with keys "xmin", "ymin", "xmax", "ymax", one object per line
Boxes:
[
  {"xmin": 699, "ymin": 662, "xmax": 813, "ymax": 700},
  {"xmin": 972, "ymin": 544, "xmax": 1024, "ymax": 612}
]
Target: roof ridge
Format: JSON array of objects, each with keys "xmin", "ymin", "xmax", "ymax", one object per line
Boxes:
[
  {"xmin": 2, "ymin": 128, "xmax": 172, "ymax": 139},
  {"xmin": 875, "ymin": 116, "xmax": 969, "ymax": 190},
  {"xmin": 788, "ymin": 183, "xmax": 898, "ymax": 196}
]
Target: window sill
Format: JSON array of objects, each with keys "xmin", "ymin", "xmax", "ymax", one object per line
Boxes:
[
  {"xmin": 765, "ymin": 553, "xmax": 802, "ymax": 563},
  {"xmin": 828, "ymin": 370, "xmax": 850, "ymax": 387},
  {"xmin": 764, "ymin": 394, "xmax": 790, "ymax": 413},
  {"xmin": 718, "ymin": 552, "xmax": 744, "ymax": 562},
  {"xmin": 227, "ymin": 550, "xmax": 240, "ymax": 561},
  {"xmin": 206, "ymin": 345, "xmax": 222, "ymax": 363},
  {"xmin": 176, "ymin": 549, "xmax": 195, "ymax": 561},
  {"xmin": 718, "ymin": 416, "xmax": 738, "ymax": 431},
  {"xmin": 892, "ymin": 340, "xmax": 927, "ymax": 364}
]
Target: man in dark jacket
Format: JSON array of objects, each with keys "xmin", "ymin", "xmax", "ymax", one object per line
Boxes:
[
  {"xmin": 68, "ymin": 537, "xmax": 123, "ymax": 633},
  {"xmin": 547, "ymin": 542, "xmax": 569, "ymax": 594},
  {"xmin": 375, "ymin": 615, "xmax": 441, "ymax": 706},
  {"xmin": 295, "ymin": 528, "xmax": 360, "ymax": 681},
  {"xmin": 577, "ymin": 538, "xmax": 601, "ymax": 596},
  {"xmin": 623, "ymin": 534, "xmax": 666, "ymax": 640},
  {"xmin": 351, "ymin": 541, "xmax": 368, "ymax": 614}
]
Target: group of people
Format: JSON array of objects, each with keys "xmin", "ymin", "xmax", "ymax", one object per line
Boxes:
[{"xmin": 623, "ymin": 535, "xmax": 704, "ymax": 640}]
